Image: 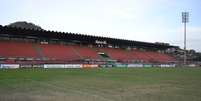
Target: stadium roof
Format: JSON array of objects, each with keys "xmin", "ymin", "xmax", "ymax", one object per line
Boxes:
[{"xmin": 0, "ymin": 25, "xmax": 178, "ymax": 50}]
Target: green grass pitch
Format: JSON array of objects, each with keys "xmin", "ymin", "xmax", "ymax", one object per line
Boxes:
[{"xmin": 0, "ymin": 68, "xmax": 201, "ymax": 101}]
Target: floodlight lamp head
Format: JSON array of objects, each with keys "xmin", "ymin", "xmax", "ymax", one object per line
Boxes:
[{"xmin": 182, "ymin": 12, "xmax": 189, "ymax": 23}]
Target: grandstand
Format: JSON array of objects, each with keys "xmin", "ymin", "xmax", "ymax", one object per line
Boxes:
[{"xmin": 0, "ymin": 25, "xmax": 178, "ymax": 68}]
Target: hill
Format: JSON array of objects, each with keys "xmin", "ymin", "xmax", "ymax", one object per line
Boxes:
[{"xmin": 7, "ymin": 21, "xmax": 43, "ymax": 30}]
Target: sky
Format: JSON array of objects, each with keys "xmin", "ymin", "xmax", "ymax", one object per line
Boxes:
[{"xmin": 0, "ymin": 0, "xmax": 201, "ymax": 51}]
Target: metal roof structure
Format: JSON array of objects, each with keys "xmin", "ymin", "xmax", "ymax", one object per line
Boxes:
[{"xmin": 0, "ymin": 25, "xmax": 178, "ymax": 50}]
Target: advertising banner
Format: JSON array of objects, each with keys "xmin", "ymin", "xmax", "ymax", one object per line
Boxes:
[
  {"xmin": 116, "ymin": 64, "xmax": 127, "ymax": 68},
  {"xmin": 143, "ymin": 64, "xmax": 152, "ymax": 68},
  {"xmin": 1, "ymin": 64, "xmax": 20, "ymax": 69},
  {"xmin": 160, "ymin": 64, "xmax": 176, "ymax": 68},
  {"xmin": 44, "ymin": 64, "xmax": 65, "ymax": 68},
  {"xmin": 127, "ymin": 64, "xmax": 143, "ymax": 68},
  {"xmin": 64, "ymin": 64, "xmax": 82, "ymax": 68},
  {"xmin": 32, "ymin": 64, "xmax": 44, "ymax": 68},
  {"xmin": 82, "ymin": 64, "xmax": 99, "ymax": 68},
  {"xmin": 20, "ymin": 64, "xmax": 33, "ymax": 68}
]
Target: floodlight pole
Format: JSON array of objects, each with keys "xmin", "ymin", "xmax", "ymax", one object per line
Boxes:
[
  {"xmin": 182, "ymin": 12, "xmax": 189, "ymax": 66},
  {"xmin": 184, "ymin": 20, "xmax": 187, "ymax": 65}
]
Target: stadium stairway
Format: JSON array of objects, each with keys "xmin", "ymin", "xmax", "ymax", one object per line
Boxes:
[
  {"xmin": 70, "ymin": 45, "xmax": 84, "ymax": 60},
  {"xmin": 73, "ymin": 45, "xmax": 101, "ymax": 60},
  {"xmin": 99, "ymin": 48, "xmax": 131, "ymax": 61},
  {"xmin": 94, "ymin": 48, "xmax": 111, "ymax": 60},
  {"xmin": 32, "ymin": 43, "xmax": 46, "ymax": 60}
]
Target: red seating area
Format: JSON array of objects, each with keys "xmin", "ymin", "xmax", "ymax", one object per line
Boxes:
[
  {"xmin": 130, "ymin": 51, "xmax": 175, "ymax": 63},
  {"xmin": 0, "ymin": 41, "xmax": 176, "ymax": 63},
  {"xmin": 0, "ymin": 41, "xmax": 38, "ymax": 58},
  {"xmin": 100, "ymin": 48, "xmax": 175, "ymax": 63},
  {"xmin": 100, "ymin": 48, "xmax": 151, "ymax": 62},
  {"xmin": 39, "ymin": 44, "xmax": 80, "ymax": 60},
  {"xmin": 73, "ymin": 46, "xmax": 100, "ymax": 59},
  {"xmin": 146, "ymin": 52, "xmax": 175, "ymax": 63},
  {"xmin": 100, "ymin": 48, "xmax": 131, "ymax": 60},
  {"xmin": 129, "ymin": 50, "xmax": 151, "ymax": 63}
]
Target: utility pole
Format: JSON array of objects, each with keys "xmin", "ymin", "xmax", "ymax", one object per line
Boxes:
[{"xmin": 182, "ymin": 12, "xmax": 189, "ymax": 65}]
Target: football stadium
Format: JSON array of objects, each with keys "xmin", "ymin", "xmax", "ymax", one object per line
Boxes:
[
  {"xmin": 0, "ymin": 24, "xmax": 178, "ymax": 68},
  {"xmin": 1, "ymin": 0, "xmax": 201, "ymax": 100},
  {"xmin": 0, "ymin": 22, "xmax": 201, "ymax": 101}
]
